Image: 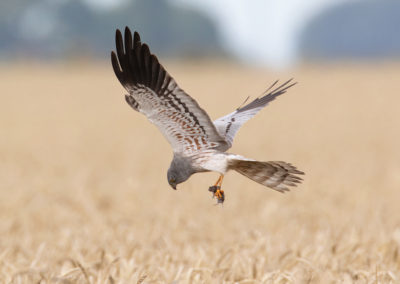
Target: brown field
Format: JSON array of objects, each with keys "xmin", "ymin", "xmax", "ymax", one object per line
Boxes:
[{"xmin": 1, "ymin": 61, "xmax": 400, "ymax": 283}]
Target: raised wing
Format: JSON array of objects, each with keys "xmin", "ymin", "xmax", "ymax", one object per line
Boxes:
[
  {"xmin": 213, "ymin": 79, "xmax": 296, "ymax": 149},
  {"xmin": 111, "ymin": 27, "xmax": 228, "ymax": 155}
]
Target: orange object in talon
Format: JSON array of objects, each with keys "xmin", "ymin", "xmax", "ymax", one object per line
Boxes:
[
  {"xmin": 208, "ymin": 181, "xmax": 225, "ymax": 203},
  {"xmin": 214, "ymin": 189, "xmax": 225, "ymax": 203}
]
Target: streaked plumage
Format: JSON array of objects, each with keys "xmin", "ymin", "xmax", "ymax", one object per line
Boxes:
[
  {"xmin": 213, "ymin": 80, "xmax": 295, "ymax": 148},
  {"xmin": 111, "ymin": 27, "xmax": 304, "ymax": 202}
]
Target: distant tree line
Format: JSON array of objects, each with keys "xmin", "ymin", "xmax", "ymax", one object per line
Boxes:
[
  {"xmin": 0, "ymin": 0, "xmax": 226, "ymax": 60},
  {"xmin": 299, "ymin": 0, "xmax": 400, "ymax": 61},
  {"xmin": 1, "ymin": 0, "xmax": 399, "ymax": 63}
]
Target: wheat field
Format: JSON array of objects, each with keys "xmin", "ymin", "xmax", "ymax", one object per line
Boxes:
[{"xmin": 0, "ymin": 62, "xmax": 399, "ymax": 283}]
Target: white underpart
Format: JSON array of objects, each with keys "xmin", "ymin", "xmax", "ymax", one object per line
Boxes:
[{"xmin": 193, "ymin": 152, "xmax": 253, "ymax": 174}]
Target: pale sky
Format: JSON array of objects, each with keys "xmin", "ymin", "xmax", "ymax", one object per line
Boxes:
[
  {"xmin": 172, "ymin": 0, "xmax": 351, "ymax": 68},
  {"xmin": 83, "ymin": 0, "xmax": 352, "ymax": 68}
]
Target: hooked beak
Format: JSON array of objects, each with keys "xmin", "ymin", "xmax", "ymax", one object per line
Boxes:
[{"xmin": 172, "ymin": 184, "xmax": 177, "ymax": 190}]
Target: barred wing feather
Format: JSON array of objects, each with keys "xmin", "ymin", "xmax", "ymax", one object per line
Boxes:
[
  {"xmin": 213, "ymin": 79, "xmax": 296, "ymax": 149},
  {"xmin": 111, "ymin": 27, "xmax": 228, "ymax": 155}
]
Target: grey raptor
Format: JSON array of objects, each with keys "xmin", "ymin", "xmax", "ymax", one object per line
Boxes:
[{"xmin": 111, "ymin": 27, "xmax": 304, "ymax": 203}]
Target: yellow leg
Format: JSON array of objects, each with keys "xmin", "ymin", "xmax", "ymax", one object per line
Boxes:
[
  {"xmin": 214, "ymin": 174, "xmax": 224, "ymax": 187},
  {"xmin": 209, "ymin": 174, "xmax": 225, "ymax": 204}
]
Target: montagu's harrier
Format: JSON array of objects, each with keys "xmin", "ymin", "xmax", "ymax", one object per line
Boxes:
[{"xmin": 111, "ymin": 27, "xmax": 304, "ymax": 203}]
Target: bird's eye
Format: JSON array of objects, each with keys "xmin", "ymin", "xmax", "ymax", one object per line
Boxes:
[{"xmin": 170, "ymin": 178, "xmax": 176, "ymax": 183}]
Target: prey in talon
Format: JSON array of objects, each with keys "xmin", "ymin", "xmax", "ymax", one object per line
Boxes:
[
  {"xmin": 208, "ymin": 174, "xmax": 225, "ymax": 204},
  {"xmin": 209, "ymin": 186, "xmax": 225, "ymax": 204},
  {"xmin": 111, "ymin": 27, "xmax": 304, "ymax": 205}
]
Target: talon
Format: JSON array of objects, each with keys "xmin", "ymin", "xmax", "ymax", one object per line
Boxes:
[
  {"xmin": 209, "ymin": 174, "xmax": 225, "ymax": 204},
  {"xmin": 215, "ymin": 188, "xmax": 225, "ymax": 203},
  {"xmin": 208, "ymin": 185, "xmax": 219, "ymax": 194}
]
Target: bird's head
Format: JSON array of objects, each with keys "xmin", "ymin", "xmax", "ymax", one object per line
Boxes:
[
  {"xmin": 167, "ymin": 156, "xmax": 194, "ymax": 190},
  {"xmin": 167, "ymin": 167, "xmax": 188, "ymax": 190},
  {"xmin": 167, "ymin": 170, "xmax": 178, "ymax": 190}
]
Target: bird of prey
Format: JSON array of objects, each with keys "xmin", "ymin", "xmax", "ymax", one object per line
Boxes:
[{"xmin": 111, "ymin": 27, "xmax": 304, "ymax": 203}]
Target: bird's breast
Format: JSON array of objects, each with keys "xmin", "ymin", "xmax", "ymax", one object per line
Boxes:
[{"xmin": 191, "ymin": 151, "xmax": 230, "ymax": 174}]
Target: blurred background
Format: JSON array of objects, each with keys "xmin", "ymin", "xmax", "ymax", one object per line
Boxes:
[
  {"xmin": 2, "ymin": 0, "xmax": 400, "ymax": 67},
  {"xmin": 2, "ymin": 0, "xmax": 400, "ymax": 282}
]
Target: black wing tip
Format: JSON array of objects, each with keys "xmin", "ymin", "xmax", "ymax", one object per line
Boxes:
[
  {"xmin": 112, "ymin": 26, "xmax": 144, "ymax": 65},
  {"xmin": 115, "ymin": 27, "xmax": 141, "ymax": 45},
  {"xmin": 281, "ymin": 78, "xmax": 298, "ymax": 89},
  {"xmin": 264, "ymin": 78, "xmax": 298, "ymax": 97},
  {"xmin": 125, "ymin": 27, "xmax": 140, "ymax": 42},
  {"xmin": 272, "ymin": 78, "xmax": 296, "ymax": 91},
  {"xmin": 115, "ymin": 27, "xmax": 143, "ymax": 51},
  {"xmin": 111, "ymin": 51, "xmax": 124, "ymax": 81},
  {"xmin": 110, "ymin": 50, "xmax": 118, "ymax": 65},
  {"xmin": 236, "ymin": 78, "xmax": 298, "ymax": 113},
  {"xmin": 112, "ymin": 27, "xmax": 169, "ymax": 93},
  {"xmin": 134, "ymin": 31, "xmax": 141, "ymax": 42}
]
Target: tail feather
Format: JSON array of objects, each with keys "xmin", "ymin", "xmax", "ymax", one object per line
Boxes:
[{"xmin": 229, "ymin": 159, "xmax": 304, "ymax": 193}]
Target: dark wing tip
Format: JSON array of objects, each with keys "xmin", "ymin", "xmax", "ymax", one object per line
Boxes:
[
  {"xmin": 279, "ymin": 78, "xmax": 297, "ymax": 91},
  {"xmin": 124, "ymin": 27, "xmax": 133, "ymax": 52},
  {"xmin": 111, "ymin": 51, "xmax": 118, "ymax": 69},
  {"xmin": 134, "ymin": 31, "xmax": 141, "ymax": 45},
  {"xmin": 115, "ymin": 29, "xmax": 123, "ymax": 47},
  {"xmin": 267, "ymin": 78, "xmax": 297, "ymax": 95},
  {"xmin": 112, "ymin": 27, "xmax": 172, "ymax": 96},
  {"xmin": 116, "ymin": 28, "xmax": 122, "ymax": 37},
  {"xmin": 110, "ymin": 50, "xmax": 117, "ymax": 65},
  {"xmin": 237, "ymin": 78, "xmax": 298, "ymax": 113},
  {"xmin": 111, "ymin": 51, "xmax": 124, "ymax": 82},
  {"xmin": 142, "ymin": 42, "xmax": 151, "ymax": 56}
]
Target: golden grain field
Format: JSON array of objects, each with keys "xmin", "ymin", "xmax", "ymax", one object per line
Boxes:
[{"xmin": 1, "ymin": 61, "xmax": 400, "ymax": 283}]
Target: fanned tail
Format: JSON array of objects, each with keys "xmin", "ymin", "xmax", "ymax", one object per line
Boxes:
[{"xmin": 229, "ymin": 159, "xmax": 304, "ymax": 192}]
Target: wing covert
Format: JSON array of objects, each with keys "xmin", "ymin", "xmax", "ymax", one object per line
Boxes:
[
  {"xmin": 213, "ymin": 79, "xmax": 297, "ymax": 149},
  {"xmin": 111, "ymin": 27, "xmax": 228, "ymax": 155}
]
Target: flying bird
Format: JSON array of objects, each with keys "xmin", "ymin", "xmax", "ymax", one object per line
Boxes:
[{"xmin": 111, "ymin": 27, "xmax": 304, "ymax": 203}]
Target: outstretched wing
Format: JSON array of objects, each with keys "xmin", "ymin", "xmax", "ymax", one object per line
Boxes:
[
  {"xmin": 111, "ymin": 27, "xmax": 228, "ymax": 155},
  {"xmin": 213, "ymin": 79, "xmax": 296, "ymax": 149}
]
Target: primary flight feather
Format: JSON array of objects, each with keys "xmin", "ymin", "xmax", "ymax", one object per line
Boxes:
[{"xmin": 111, "ymin": 27, "xmax": 304, "ymax": 203}]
